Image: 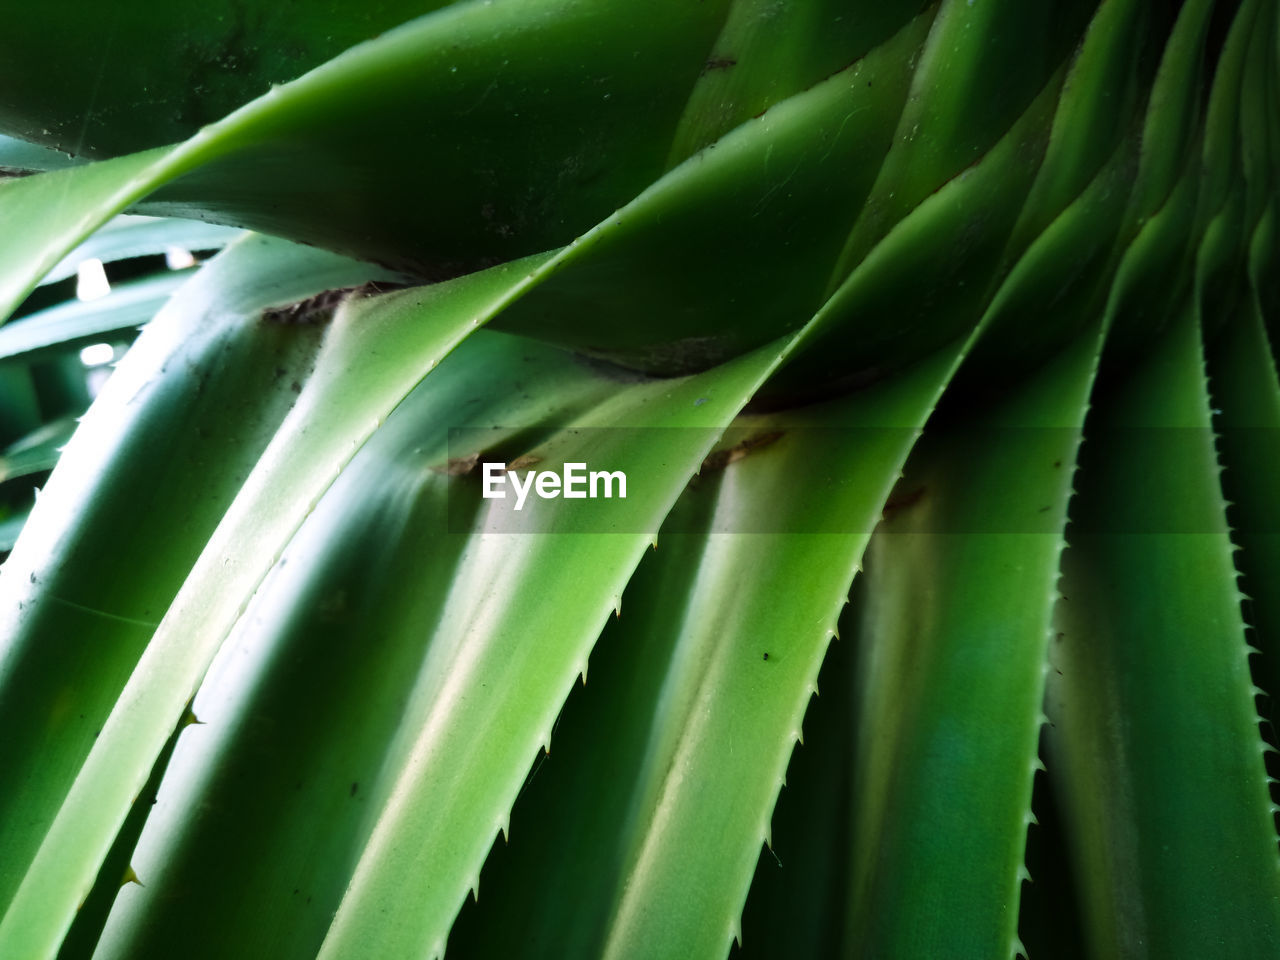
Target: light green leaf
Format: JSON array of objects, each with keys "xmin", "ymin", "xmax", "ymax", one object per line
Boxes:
[
  {"xmin": 0, "ymin": 234, "xmax": 390, "ymax": 927},
  {"xmin": 91, "ymin": 331, "xmax": 621, "ymax": 959},
  {"xmin": 444, "ymin": 338, "xmax": 966, "ymax": 960},
  {"xmin": 0, "ymin": 135, "xmax": 80, "ymax": 173},
  {"xmin": 312, "ymin": 333, "xmax": 811, "ymax": 960},
  {"xmin": 0, "ymin": 270, "xmax": 192, "ymax": 362},
  {"xmin": 39, "ymin": 216, "xmax": 243, "ymax": 287},
  {"xmin": 0, "ymin": 419, "xmax": 77, "ymax": 484}
]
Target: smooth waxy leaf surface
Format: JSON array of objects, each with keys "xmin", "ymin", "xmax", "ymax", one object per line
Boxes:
[
  {"xmin": 312, "ymin": 334, "xmax": 819, "ymax": 960},
  {"xmin": 0, "ymin": 234, "xmax": 390, "ymax": 922},
  {"xmin": 1208, "ymin": 296, "xmax": 1280, "ymax": 740},
  {"xmin": 841, "ymin": 321, "xmax": 1104, "ymax": 959},
  {"xmin": 91, "ymin": 331, "xmax": 623, "ymax": 959},
  {"xmin": 444, "ymin": 339, "xmax": 966, "ymax": 960},
  {"xmin": 1046, "ymin": 308, "xmax": 1280, "ymax": 957},
  {"xmin": 0, "ymin": 0, "xmax": 736, "ymax": 319}
]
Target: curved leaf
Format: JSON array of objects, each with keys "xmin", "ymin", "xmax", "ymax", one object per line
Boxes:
[
  {"xmin": 0, "ymin": 270, "xmax": 192, "ymax": 362},
  {"xmin": 841, "ymin": 321, "xmax": 1103, "ymax": 959},
  {"xmin": 445, "ymin": 339, "xmax": 966, "ymax": 960},
  {"xmin": 1045, "ymin": 307, "xmax": 1280, "ymax": 958},
  {"xmin": 0, "ymin": 234, "xmax": 390, "ymax": 921}
]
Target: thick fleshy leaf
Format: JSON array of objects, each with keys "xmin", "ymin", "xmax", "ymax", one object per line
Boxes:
[
  {"xmin": 0, "ymin": 1, "xmax": 456, "ymax": 157},
  {"xmin": 825, "ymin": 0, "xmax": 1096, "ymax": 286},
  {"xmin": 444, "ymin": 339, "xmax": 966, "ymax": 960},
  {"xmin": 732, "ymin": 602, "xmax": 859, "ymax": 960},
  {"xmin": 0, "ymin": 250, "xmax": 550, "ymax": 957},
  {"xmin": 1132, "ymin": 0, "xmax": 1219, "ymax": 218},
  {"xmin": 90, "ymin": 331, "xmax": 620, "ymax": 959},
  {"xmin": 0, "ymin": 148, "xmax": 167, "ymax": 321},
  {"xmin": 840, "ymin": 320, "xmax": 1103, "ymax": 959},
  {"xmin": 1000, "ymin": 0, "xmax": 1148, "ymax": 258},
  {"xmin": 0, "ymin": 4, "xmax": 1277, "ymax": 959},
  {"xmin": 490, "ymin": 11, "xmax": 934, "ymax": 371},
  {"xmin": 1206, "ymin": 289, "xmax": 1280, "ymax": 721},
  {"xmin": 0, "ymin": 508, "xmax": 30, "ymax": 553},
  {"xmin": 1045, "ymin": 306, "xmax": 1280, "ymax": 957},
  {"xmin": 0, "ymin": 235, "xmax": 389, "ymax": 920},
  {"xmin": 311, "ymin": 333, "xmax": 816, "ymax": 960},
  {"xmin": 0, "ymin": 8, "xmax": 945, "ymax": 376},
  {"xmin": 0, "ymin": 135, "xmax": 79, "ymax": 173},
  {"xmin": 666, "ymin": 0, "xmax": 935, "ymax": 164},
  {"xmin": 55, "ymin": 707, "xmax": 192, "ymax": 960},
  {"xmin": 772, "ymin": 72, "xmax": 1064, "ymax": 395},
  {"xmin": 0, "ymin": 0, "xmax": 736, "ymax": 322}
]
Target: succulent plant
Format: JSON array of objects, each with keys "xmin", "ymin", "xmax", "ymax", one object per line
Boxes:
[{"xmin": 1, "ymin": 0, "xmax": 1278, "ymax": 958}]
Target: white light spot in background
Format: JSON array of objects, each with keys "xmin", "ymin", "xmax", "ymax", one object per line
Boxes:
[
  {"xmin": 76, "ymin": 258, "xmax": 111, "ymax": 301},
  {"xmin": 164, "ymin": 245, "xmax": 197, "ymax": 270},
  {"xmin": 79, "ymin": 342, "xmax": 115, "ymax": 366}
]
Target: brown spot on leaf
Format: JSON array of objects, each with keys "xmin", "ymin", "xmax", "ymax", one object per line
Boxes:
[
  {"xmin": 262, "ymin": 288, "xmax": 352, "ymax": 326},
  {"xmin": 700, "ymin": 431, "xmax": 784, "ymax": 473},
  {"xmin": 434, "ymin": 453, "xmax": 481, "ymax": 476},
  {"xmin": 882, "ymin": 486, "xmax": 926, "ymax": 520}
]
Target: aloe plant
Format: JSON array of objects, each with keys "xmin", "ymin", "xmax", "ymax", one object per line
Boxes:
[{"xmin": 1, "ymin": 0, "xmax": 1278, "ymax": 957}]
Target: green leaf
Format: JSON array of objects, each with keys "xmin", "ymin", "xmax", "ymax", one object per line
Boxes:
[
  {"xmin": 1045, "ymin": 306, "xmax": 1280, "ymax": 957},
  {"xmin": 0, "ymin": 270, "xmax": 192, "ymax": 362},
  {"xmin": 0, "ymin": 366, "xmax": 42, "ymax": 445},
  {"xmin": 0, "ymin": 135, "xmax": 80, "ymax": 173},
  {"xmin": 89, "ymin": 331, "xmax": 624, "ymax": 959},
  {"xmin": 0, "ymin": 1, "xmax": 457, "ymax": 158},
  {"xmin": 774, "ymin": 69, "xmax": 1064, "ymax": 394},
  {"xmin": 1199, "ymin": 0, "xmax": 1262, "ymax": 220},
  {"xmin": 1132, "ymin": 0, "xmax": 1218, "ymax": 217},
  {"xmin": 665, "ymin": 0, "xmax": 935, "ymax": 164},
  {"xmin": 0, "ymin": 419, "xmax": 76, "ymax": 484},
  {"xmin": 0, "ymin": 234, "xmax": 389, "ymax": 928},
  {"xmin": 55, "ymin": 706, "xmax": 193, "ymax": 960},
  {"xmin": 0, "ymin": 250, "xmax": 552, "ymax": 957},
  {"xmin": 445, "ymin": 338, "xmax": 966, "ymax": 960},
  {"xmin": 0, "ymin": 6, "xmax": 945, "ymax": 375},
  {"xmin": 1206, "ymin": 273, "xmax": 1280, "ymax": 734},
  {"xmin": 39, "ymin": 216, "xmax": 242, "ymax": 287},
  {"xmin": 733, "ymin": 603, "xmax": 858, "ymax": 960},
  {"xmin": 0, "ymin": 148, "xmax": 168, "ymax": 322},
  {"xmin": 825, "ymin": 0, "xmax": 1095, "ymax": 287},
  {"xmin": 0, "ymin": 0, "xmax": 737, "ymax": 323},
  {"xmin": 311, "ymin": 334, "xmax": 812, "ymax": 960},
  {"xmin": 841, "ymin": 320, "xmax": 1104, "ymax": 959},
  {"xmin": 0, "ymin": 508, "xmax": 31, "ymax": 554},
  {"xmin": 490, "ymin": 10, "xmax": 935, "ymax": 371},
  {"xmin": 1001, "ymin": 0, "xmax": 1147, "ymax": 258}
]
